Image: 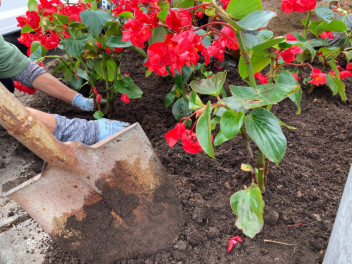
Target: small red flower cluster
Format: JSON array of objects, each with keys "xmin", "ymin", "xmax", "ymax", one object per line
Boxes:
[
  {"xmin": 13, "ymin": 81, "xmax": 36, "ymax": 95},
  {"xmin": 281, "ymin": 0, "xmax": 316, "ymax": 14},
  {"xmin": 277, "ymin": 34, "xmax": 303, "ymax": 63},
  {"xmin": 16, "ymin": 0, "xmax": 87, "ymax": 51},
  {"xmin": 145, "ymin": 29, "xmax": 204, "ymax": 76},
  {"xmin": 320, "ymin": 31, "xmax": 334, "ymax": 39},
  {"xmin": 164, "ymin": 123, "xmax": 203, "ymax": 154}
]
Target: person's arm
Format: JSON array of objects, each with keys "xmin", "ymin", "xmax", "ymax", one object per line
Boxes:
[{"xmin": 32, "ymin": 73, "xmax": 78, "ymax": 104}]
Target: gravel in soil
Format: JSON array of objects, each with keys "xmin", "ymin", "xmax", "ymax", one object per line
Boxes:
[{"xmin": 2, "ymin": 48, "xmax": 351, "ymax": 263}]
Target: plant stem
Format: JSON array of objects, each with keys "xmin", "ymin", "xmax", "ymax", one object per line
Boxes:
[
  {"xmin": 240, "ymin": 126, "xmax": 257, "ymax": 184},
  {"xmin": 303, "ymin": 11, "xmax": 312, "ymax": 39},
  {"xmin": 257, "ymin": 149, "xmax": 265, "ymax": 193},
  {"xmin": 102, "ymin": 53, "xmax": 112, "ymax": 117}
]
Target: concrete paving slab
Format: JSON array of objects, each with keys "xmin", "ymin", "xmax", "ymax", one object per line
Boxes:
[
  {"xmin": 0, "ymin": 218, "xmax": 50, "ymax": 264},
  {"xmin": 0, "ymin": 197, "xmax": 27, "ymax": 229}
]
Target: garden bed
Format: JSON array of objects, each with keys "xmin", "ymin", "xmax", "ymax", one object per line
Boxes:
[{"xmin": 13, "ymin": 48, "xmax": 349, "ymax": 263}]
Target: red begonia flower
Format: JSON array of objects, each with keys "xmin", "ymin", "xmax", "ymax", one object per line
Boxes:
[
  {"xmin": 26, "ymin": 11, "xmax": 41, "ymax": 29},
  {"xmin": 13, "ymin": 81, "xmax": 36, "ymax": 95},
  {"xmin": 291, "ymin": 72, "xmax": 299, "ymax": 81},
  {"xmin": 164, "ymin": 123, "xmax": 187, "ymax": 148},
  {"xmin": 227, "ymin": 236, "xmax": 242, "ymax": 253},
  {"xmin": 309, "ymin": 68, "xmax": 327, "ymax": 86},
  {"xmin": 320, "ymin": 31, "xmax": 334, "ymax": 39},
  {"xmin": 121, "ymin": 94, "xmax": 130, "ymax": 103},
  {"xmin": 181, "ymin": 130, "xmax": 203, "ymax": 154},
  {"xmin": 254, "ymin": 72, "xmax": 269, "ymax": 84},
  {"xmin": 330, "ymin": 69, "xmax": 352, "ymax": 79},
  {"xmin": 282, "ymin": 0, "xmax": 316, "ymax": 14},
  {"xmin": 346, "ymin": 63, "xmax": 352, "ymax": 71},
  {"xmin": 92, "ymin": 87, "xmax": 98, "ymax": 94}
]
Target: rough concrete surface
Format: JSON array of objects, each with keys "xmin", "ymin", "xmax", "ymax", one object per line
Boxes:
[{"xmin": 0, "ymin": 91, "xmax": 50, "ymax": 264}]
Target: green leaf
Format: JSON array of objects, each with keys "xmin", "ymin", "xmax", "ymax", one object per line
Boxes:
[
  {"xmin": 28, "ymin": 0, "xmax": 38, "ymax": 11},
  {"xmin": 230, "ymin": 83, "xmax": 298, "ymax": 109},
  {"xmin": 245, "ymin": 108, "xmax": 287, "ymax": 164},
  {"xmin": 256, "ymin": 30, "xmax": 273, "ymax": 42},
  {"xmin": 178, "ymin": 0, "xmax": 195, "ymax": 8},
  {"xmin": 189, "ymin": 91, "xmax": 204, "ymax": 110},
  {"xmin": 220, "ymin": 110, "xmax": 244, "ymax": 139},
  {"xmin": 61, "ymin": 35, "xmax": 89, "ymax": 57},
  {"xmin": 251, "ymin": 38, "xmax": 285, "ymax": 52},
  {"xmin": 308, "ymin": 39, "xmax": 329, "ymax": 47},
  {"xmin": 21, "ymin": 24, "xmax": 35, "ymax": 33},
  {"xmin": 239, "ymin": 51, "xmax": 270, "ymax": 80},
  {"xmin": 195, "ymin": 28, "xmax": 211, "ymax": 47},
  {"xmin": 315, "ymin": 6, "xmax": 334, "ymax": 23},
  {"xmin": 326, "ymin": 75, "xmax": 347, "ymax": 101},
  {"xmin": 93, "ymin": 58, "xmax": 116, "ymax": 82},
  {"xmin": 226, "ymin": 0, "xmax": 263, "ymax": 19},
  {"xmin": 343, "ymin": 50, "xmax": 352, "ymax": 62},
  {"xmin": 70, "ymin": 76, "xmax": 83, "ymax": 91},
  {"xmin": 317, "ymin": 19, "xmax": 348, "ymax": 33},
  {"xmin": 112, "ymin": 76, "xmax": 143, "ymax": 99},
  {"xmin": 214, "ymin": 131, "xmax": 230, "ymax": 146},
  {"xmin": 149, "ymin": 26, "xmax": 168, "ymax": 45},
  {"xmin": 277, "ymin": 71, "xmax": 301, "ymax": 114},
  {"xmin": 80, "ymin": 9, "xmax": 110, "ymax": 36},
  {"xmin": 230, "ymin": 184, "xmax": 264, "ymax": 238},
  {"xmin": 242, "ymin": 33, "xmax": 259, "ymax": 49},
  {"xmin": 93, "ymin": 111, "xmax": 104, "ymax": 119},
  {"xmin": 238, "ymin": 11, "xmax": 276, "ymax": 31},
  {"xmin": 222, "ymin": 96, "xmax": 247, "ymax": 112},
  {"xmin": 190, "ymin": 72, "xmax": 227, "ymax": 96},
  {"xmin": 164, "ymin": 92, "xmax": 176, "ymax": 107},
  {"xmin": 117, "ymin": 11, "xmax": 133, "ymax": 18},
  {"xmin": 106, "ymin": 35, "xmax": 132, "ymax": 48},
  {"xmin": 172, "ymin": 97, "xmax": 193, "ymax": 121},
  {"xmin": 196, "ymin": 101, "xmax": 214, "ymax": 158},
  {"xmin": 157, "ymin": 7, "xmax": 169, "ymax": 22}
]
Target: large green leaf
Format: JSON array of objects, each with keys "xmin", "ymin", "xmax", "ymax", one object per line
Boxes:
[
  {"xmin": 277, "ymin": 71, "xmax": 301, "ymax": 114},
  {"xmin": 226, "ymin": 0, "xmax": 263, "ymax": 19},
  {"xmin": 214, "ymin": 131, "xmax": 229, "ymax": 146},
  {"xmin": 80, "ymin": 9, "xmax": 110, "ymax": 36},
  {"xmin": 238, "ymin": 11, "xmax": 276, "ymax": 31},
  {"xmin": 245, "ymin": 108, "xmax": 287, "ymax": 164},
  {"xmin": 196, "ymin": 101, "xmax": 214, "ymax": 158},
  {"xmin": 28, "ymin": 0, "xmax": 38, "ymax": 11},
  {"xmin": 190, "ymin": 72, "xmax": 226, "ymax": 96},
  {"xmin": 230, "ymin": 184, "xmax": 264, "ymax": 238},
  {"xmin": 220, "ymin": 110, "xmax": 244, "ymax": 139},
  {"xmin": 317, "ymin": 19, "xmax": 348, "ymax": 33},
  {"xmin": 106, "ymin": 35, "xmax": 132, "ymax": 48},
  {"xmin": 326, "ymin": 75, "xmax": 347, "ymax": 101},
  {"xmin": 91, "ymin": 58, "xmax": 117, "ymax": 81},
  {"xmin": 172, "ymin": 97, "xmax": 193, "ymax": 121},
  {"xmin": 239, "ymin": 50, "xmax": 270, "ymax": 80},
  {"xmin": 178, "ymin": 0, "xmax": 195, "ymax": 8},
  {"xmin": 61, "ymin": 35, "xmax": 89, "ymax": 57},
  {"xmin": 230, "ymin": 83, "xmax": 298, "ymax": 109},
  {"xmin": 112, "ymin": 76, "xmax": 143, "ymax": 99},
  {"xmin": 315, "ymin": 5, "xmax": 334, "ymax": 23}
]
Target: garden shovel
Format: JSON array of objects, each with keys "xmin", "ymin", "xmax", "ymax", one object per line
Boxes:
[{"xmin": 0, "ymin": 82, "xmax": 183, "ymax": 263}]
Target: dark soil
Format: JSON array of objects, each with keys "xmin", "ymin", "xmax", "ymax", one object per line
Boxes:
[{"xmin": 23, "ymin": 49, "xmax": 350, "ymax": 263}]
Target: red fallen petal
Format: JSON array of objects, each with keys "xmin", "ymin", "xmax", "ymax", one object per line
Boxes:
[
  {"xmin": 227, "ymin": 236, "xmax": 242, "ymax": 253},
  {"xmin": 121, "ymin": 94, "xmax": 130, "ymax": 103}
]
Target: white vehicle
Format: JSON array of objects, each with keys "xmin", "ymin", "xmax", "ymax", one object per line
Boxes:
[
  {"xmin": 0, "ymin": 0, "xmax": 29, "ymax": 36},
  {"xmin": 0, "ymin": 0, "xmax": 110, "ymax": 36}
]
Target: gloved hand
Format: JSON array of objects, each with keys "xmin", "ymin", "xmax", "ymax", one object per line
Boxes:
[
  {"xmin": 97, "ymin": 118, "xmax": 130, "ymax": 141},
  {"xmin": 72, "ymin": 93, "xmax": 95, "ymax": 111}
]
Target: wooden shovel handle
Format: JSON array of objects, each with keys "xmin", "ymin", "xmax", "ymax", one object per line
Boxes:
[{"xmin": 0, "ymin": 82, "xmax": 78, "ymax": 167}]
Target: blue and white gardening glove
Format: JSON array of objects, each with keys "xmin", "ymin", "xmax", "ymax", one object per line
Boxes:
[
  {"xmin": 71, "ymin": 94, "xmax": 95, "ymax": 111},
  {"xmin": 97, "ymin": 118, "xmax": 130, "ymax": 141}
]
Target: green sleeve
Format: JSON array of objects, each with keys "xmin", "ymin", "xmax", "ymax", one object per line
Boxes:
[{"xmin": 0, "ymin": 35, "xmax": 31, "ymax": 79}]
